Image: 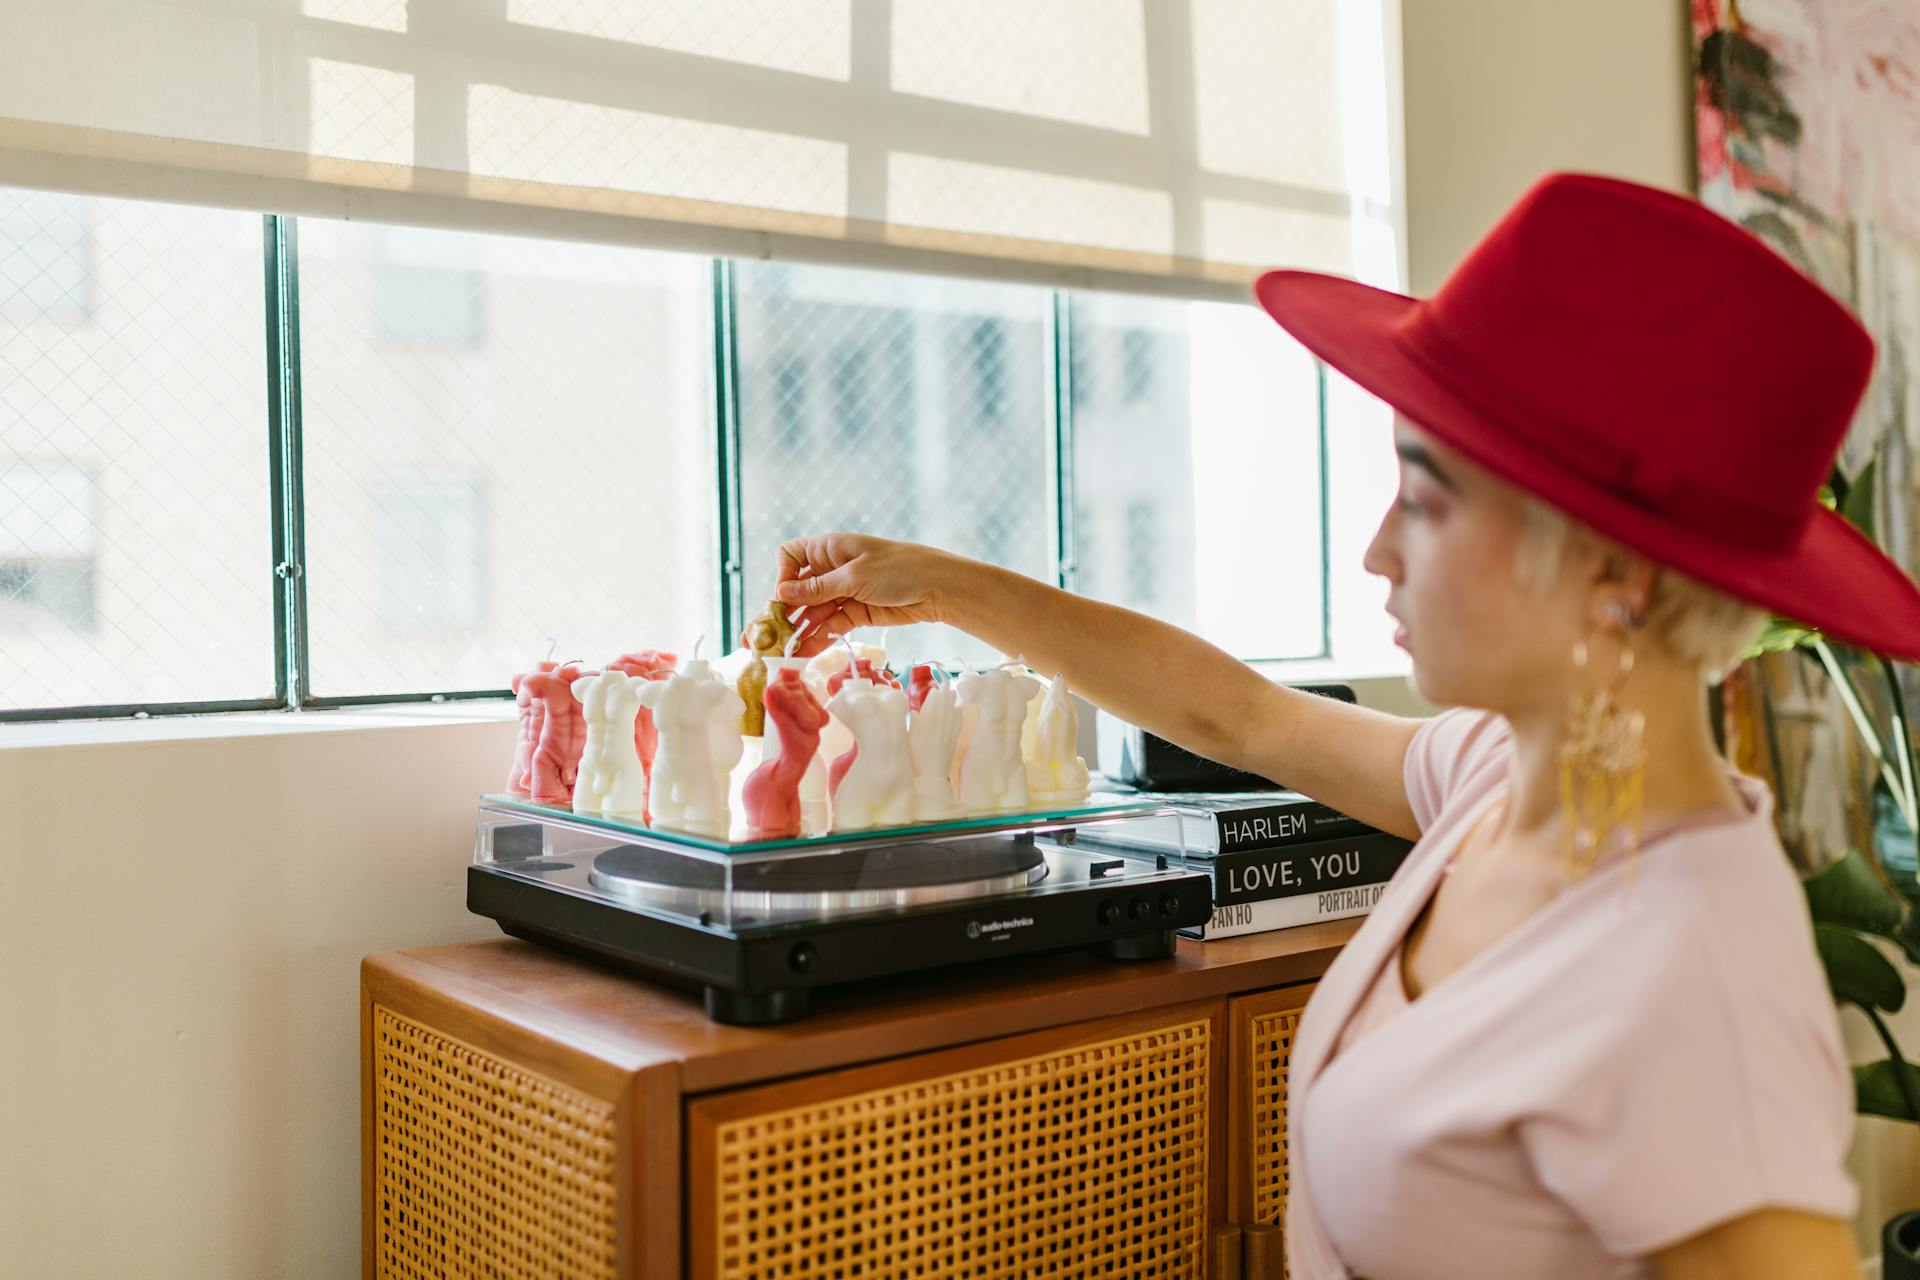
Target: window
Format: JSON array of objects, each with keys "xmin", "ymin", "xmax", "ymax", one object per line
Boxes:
[
  {"xmin": 0, "ymin": 188, "xmax": 272, "ymax": 716},
  {"xmin": 0, "ymin": 191, "xmax": 90, "ymax": 319},
  {"xmin": 969, "ymin": 319, "xmax": 1009, "ymax": 427},
  {"xmin": 2, "ymin": 188, "xmax": 1358, "ymax": 720},
  {"xmin": 296, "ymin": 218, "xmax": 717, "ymax": 700},
  {"xmin": 1123, "ymin": 500, "xmax": 1159, "ymax": 604},
  {"xmin": 0, "ymin": 464, "xmax": 99, "ymax": 631},
  {"xmin": 371, "ymin": 471, "xmax": 488, "ymax": 631},
  {"xmin": 831, "ymin": 347, "xmax": 874, "ymax": 445},
  {"xmin": 732, "ymin": 261, "xmax": 1052, "ymax": 668},
  {"xmin": 1119, "ymin": 329, "xmax": 1156, "ymax": 404},
  {"xmin": 1069, "ymin": 291, "xmax": 1326, "ymax": 662},
  {"xmin": 371, "ymin": 225, "xmax": 486, "ymax": 346},
  {"xmin": 773, "ymin": 358, "xmax": 809, "ymax": 451}
]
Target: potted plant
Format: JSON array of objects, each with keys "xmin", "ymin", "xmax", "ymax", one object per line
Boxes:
[{"xmin": 1728, "ymin": 455, "xmax": 1920, "ymax": 1276}]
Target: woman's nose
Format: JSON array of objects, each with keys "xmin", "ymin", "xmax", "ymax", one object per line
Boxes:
[{"xmin": 1363, "ymin": 513, "xmax": 1400, "ymax": 582}]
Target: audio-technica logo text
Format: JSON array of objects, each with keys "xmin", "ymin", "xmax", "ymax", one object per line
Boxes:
[{"xmin": 966, "ymin": 915, "xmax": 1035, "ymax": 940}]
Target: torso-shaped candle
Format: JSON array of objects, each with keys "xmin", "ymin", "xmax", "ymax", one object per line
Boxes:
[
  {"xmin": 1023, "ymin": 673, "xmax": 1091, "ymax": 807},
  {"xmin": 506, "ymin": 660, "xmax": 559, "ymax": 795},
  {"xmin": 907, "ymin": 663, "xmax": 938, "ymax": 714},
  {"xmin": 570, "ymin": 669, "xmax": 649, "ymax": 817},
  {"xmin": 604, "ymin": 650, "xmax": 676, "ymax": 769},
  {"xmin": 827, "ymin": 674, "xmax": 914, "ymax": 831},
  {"xmin": 953, "ymin": 667, "xmax": 1041, "ymax": 815},
  {"xmin": 736, "ymin": 601, "xmax": 797, "ymax": 736},
  {"xmin": 522, "ymin": 665, "xmax": 588, "ymax": 805},
  {"xmin": 741, "ymin": 660, "xmax": 829, "ymax": 839},
  {"xmin": 637, "ymin": 659, "xmax": 745, "ymax": 839},
  {"xmin": 806, "ymin": 647, "xmax": 897, "ymax": 826},
  {"xmin": 907, "ymin": 674, "xmax": 963, "ymax": 821}
]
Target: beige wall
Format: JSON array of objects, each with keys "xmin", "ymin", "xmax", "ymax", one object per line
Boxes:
[
  {"xmin": 0, "ymin": 711, "xmax": 510, "ymax": 1278},
  {"xmin": 1400, "ymin": 0, "xmax": 1695, "ymax": 294}
]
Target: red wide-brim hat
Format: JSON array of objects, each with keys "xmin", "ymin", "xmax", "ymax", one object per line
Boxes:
[{"xmin": 1255, "ymin": 172, "xmax": 1920, "ymax": 663}]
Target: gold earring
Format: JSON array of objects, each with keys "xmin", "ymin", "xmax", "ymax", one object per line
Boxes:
[{"xmin": 1558, "ymin": 612, "xmax": 1645, "ymax": 887}]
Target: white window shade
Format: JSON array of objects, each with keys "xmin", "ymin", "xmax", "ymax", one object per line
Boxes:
[{"xmin": 0, "ymin": 0, "xmax": 1401, "ymax": 300}]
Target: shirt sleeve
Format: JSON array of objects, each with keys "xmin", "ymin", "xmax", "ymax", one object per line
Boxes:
[
  {"xmin": 1401, "ymin": 706, "xmax": 1512, "ymax": 833},
  {"xmin": 1518, "ymin": 921, "xmax": 1859, "ymax": 1257}
]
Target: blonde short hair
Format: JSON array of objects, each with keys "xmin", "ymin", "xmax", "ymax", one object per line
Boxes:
[{"xmin": 1515, "ymin": 498, "xmax": 1767, "ymax": 678}]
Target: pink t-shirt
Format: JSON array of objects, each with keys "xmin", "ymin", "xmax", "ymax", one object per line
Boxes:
[{"xmin": 1287, "ymin": 708, "xmax": 1856, "ymax": 1279}]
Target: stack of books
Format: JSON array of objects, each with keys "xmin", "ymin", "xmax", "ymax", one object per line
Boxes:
[{"xmin": 1097, "ymin": 782, "xmax": 1414, "ymax": 939}]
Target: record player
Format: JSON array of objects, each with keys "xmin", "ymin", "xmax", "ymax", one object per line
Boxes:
[{"xmin": 468, "ymin": 795, "xmax": 1211, "ymax": 1025}]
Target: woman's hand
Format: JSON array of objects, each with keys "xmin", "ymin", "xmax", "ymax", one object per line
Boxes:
[{"xmin": 764, "ymin": 532, "xmax": 954, "ymax": 657}]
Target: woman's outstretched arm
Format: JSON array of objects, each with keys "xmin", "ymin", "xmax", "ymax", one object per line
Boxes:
[{"xmin": 772, "ymin": 531, "xmax": 1426, "ymax": 839}]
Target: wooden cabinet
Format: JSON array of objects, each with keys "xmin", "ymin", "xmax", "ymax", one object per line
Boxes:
[
  {"xmin": 1223, "ymin": 985, "xmax": 1317, "ymax": 1278},
  {"xmin": 362, "ymin": 922, "xmax": 1358, "ymax": 1279}
]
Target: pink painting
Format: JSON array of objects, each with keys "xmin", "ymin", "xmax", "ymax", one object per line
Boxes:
[{"xmin": 1696, "ymin": 0, "xmax": 1920, "ymax": 499}]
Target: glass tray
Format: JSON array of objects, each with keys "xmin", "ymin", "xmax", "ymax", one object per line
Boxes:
[{"xmin": 477, "ymin": 790, "xmax": 1176, "ymax": 856}]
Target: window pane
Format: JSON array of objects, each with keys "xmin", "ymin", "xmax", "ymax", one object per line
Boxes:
[
  {"xmin": 0, "ymin": 190, "xmax": 271, "ymax": 712},
  {"xmin": 732, "ymin": 262, "xmax": 1052, "ymax": 667},
  {"xmin": 1070, "ymin": 292, "xmax": 1325, "ymax": 660},
  {"xmin": 298, "ymin": 221, "xmax": 717, "ymax": 695}
]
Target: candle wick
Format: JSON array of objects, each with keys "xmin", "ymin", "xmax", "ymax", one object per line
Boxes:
[
  {"xmin": 544, "ymin": 636, "xmax": 557, "ymax": 662},
  {"xmin": 692, "ymin": 634, "xmax": 705, "ymax": 663}
]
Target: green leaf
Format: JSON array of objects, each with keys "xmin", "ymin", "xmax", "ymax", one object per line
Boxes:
[
  {"xmin": 1856, "ymin": 1060, "xmax": 1920, "ymax": 1121},
  {"xmin": 1804, "ymin": 848, "xmax": 1905, "ymax": 936},
  {"xmin": 1840, "ymin": 454, "xmax": 1879, "ymax": 539},
  {"xmin": 1741, "ymin": 617, "xmax": 1821, "ymax": 658},
  {"xmin": 1814, "ymin": 924, "xmax": 1907, "ymax": 1013},
  {"xmin": 1900, "ymin": 909, "xmax": 1920, "ymax": 969}
]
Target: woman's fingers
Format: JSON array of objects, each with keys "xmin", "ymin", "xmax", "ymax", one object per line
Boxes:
[{"xmin": 779, "ymin": 563, "xmax": 857, "ymax": 606}]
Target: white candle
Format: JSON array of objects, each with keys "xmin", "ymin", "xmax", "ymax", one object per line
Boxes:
[
  {"xmin": 827, "ymin": 671, "xmax": 914, "ymax": 831},
  {"xmin": 1023, "ymin": 672, "xmax": 1091, "ymax": 807},
  {"xmin": 637, "ymin": 657, "xmax": 745, "ymax": 839},
  {"xmin": 570, "ymin": 669, "xmax": 650, "ymax": 818},
  {"xmin": 908, "ymin": 670, "xmax": 963, "ymax": 821},
  {"xmin": 805, "ymin": 649, "xmax": 856, "ymax": 825},
  {"xmin": 953, "ymin": 666, "xmax": 1041, "ymax": 815}
]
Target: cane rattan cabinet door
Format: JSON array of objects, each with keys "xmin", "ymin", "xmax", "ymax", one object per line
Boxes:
[
  {"xmin": 687, "ymin": 1000, "xmax": 1225, "ymax": 1280},
  {"xmin": 367, "ymin": 1004, "xmax": 622, "ymax": 1279},
  {"xmin": 1227, "ymin": 982, "xmax": 1316, "ymax": 1251}
]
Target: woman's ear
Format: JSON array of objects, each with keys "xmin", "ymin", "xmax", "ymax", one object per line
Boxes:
[{"xmin": 1592, "ymin": 546, "xmax": 1656, "ymax": 625}]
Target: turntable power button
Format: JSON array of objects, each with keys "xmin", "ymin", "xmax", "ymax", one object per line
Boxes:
[
  {"xmin": 1098, "ymin": 900, "xmax": 1121, "ymax": 926},
  {"xmin": 1159, "ymin": 893, "xmax": 1181, "ymax": 919},
  {"xmin": 788, "ymin": 942, "xmax": 816, "ymax": 973},
  {"xmin": 1128, "ymin": 897, "xmax": 1152, "ymax": 922}
]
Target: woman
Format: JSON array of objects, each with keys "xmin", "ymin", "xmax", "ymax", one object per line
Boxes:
[{"xmin": 768, "ymin": 173, "xmax": 1920, "ymax": 1278}]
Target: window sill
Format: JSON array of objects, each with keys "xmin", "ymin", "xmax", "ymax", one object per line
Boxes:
[{"xmin": 0, "ymin": 700, "xmax": 518, "ymax": 751}]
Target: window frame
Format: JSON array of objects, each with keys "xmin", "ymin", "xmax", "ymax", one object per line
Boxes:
[{"xmin": 0, "ymin": 202, "xmax": 1335, "ymax": 723}]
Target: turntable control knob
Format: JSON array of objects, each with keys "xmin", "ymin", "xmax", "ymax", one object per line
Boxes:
[
  {"xmin": 788, "ymin": 942, "xmax": 817, "ymax": 973},
  {"xmin": 1159, "ymin": 893, "xmax": 1181, "ymax": 919},
  {"xmin": 1098, "ymin": 900, "xmax": 1121, "ymax": 926},
  {"xmin": 1128, "ymin": 896, "xmax": 1152, "ymax": 922}
]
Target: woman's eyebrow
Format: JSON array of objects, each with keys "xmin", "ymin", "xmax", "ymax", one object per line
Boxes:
[{"xmin": 1394, "ymin": 441, "xmax": 1459, "ymax": 492}]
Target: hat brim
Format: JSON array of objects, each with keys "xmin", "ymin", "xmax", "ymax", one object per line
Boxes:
[{"xmin": 1255, "ymin": 268, "xmax": 1920, "ymax": 663}]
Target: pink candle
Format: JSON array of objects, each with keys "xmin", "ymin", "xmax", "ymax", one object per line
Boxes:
[
  {"xmin": 907, "ymin": 663, "xmax": 938, "ymax": 713},
  {"xmin": 520, "ymin": 664, "xmax": 588, "ymax": 805},
  {"xmin": 506, "ymin": 660, "xmax": 560, "ymax": 795},
  {"xmin": 741, "ymin": 662, "xmax": 828, "ymax": 838},
  {"xmin": 604, "ymin": 649, "xmax": 678, "ymax": 822}
]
